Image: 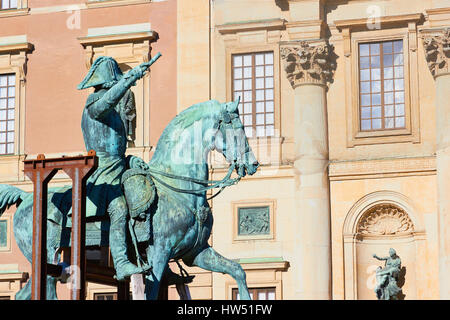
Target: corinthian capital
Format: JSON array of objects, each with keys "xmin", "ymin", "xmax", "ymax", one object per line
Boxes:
[
  {"xmin": 280, "ymin": 41, "xmax": 336, "ymax": 88},
  {"xmin": 422, "ymin": 29, "xmax": 450, "ymax": 78}
]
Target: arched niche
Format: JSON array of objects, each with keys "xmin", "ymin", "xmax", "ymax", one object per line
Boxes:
[{"xmin": 342, "ymin": 191, "xmax": 426, "ymax": 300}]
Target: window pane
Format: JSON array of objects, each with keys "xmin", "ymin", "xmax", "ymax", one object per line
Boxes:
[
  {"xmin": 243, "ymin": 67, "xmax": 252, "ymax": 78},
  {"xmin": 370, "ymin": 43, "xmax": 380, "ymax": 55},
  {"xmin": 360, "ymin": 82, "xmax": 370, "ymax": 94},
  {"xmin": 361, "ymin": 119, "xmax": 371, "ymax": 130},
  {"xmin": 0, "ymin": 110, "xmax": 6, "ymax": 120},
  {"xmin": 372, "ymin": 118, "xmax": 382, "ymax": 129},
  {"xmin": 266, "ymin": 113, "xmax": 274, "ymax": 125},
  {"xmin": 395, "ymin": 117, "xmax": 405, "ymax": 128},
  {"xmin": 382, "ymin": 42, "xmax": 393, "ymax": 54},
  {"xmin": 258, "ymin": 292, "xmax": 266, "ymax": 300},
  {"xmin": 359, "ymin": 44, "xmax": 370, "ymax": 56},
  {"xmin": 265, "ymin": 53, "xmax": 273, "ymax": 64},
  {"xmin": 266, "ymin": 125, "xmax": 274, "ymax": 136},
  {"xmin": 256, "ymin": 90, "xmax": 264, "ymax": 101},
  {"xmin": 7, "ymin": 109, "xmax": 14, "ymax": 119},
  {"xmin": 0, "ymin": 144, "xmax": 5, "ymax": 154},
  {"xmin": 256, "ymin": 126, "xmax": 265, "ymax": 137},
  {"xmin": 371, "ymin": 69, "xmax": 380, "ymax": 80},
  {"xmin": 370, "ymin": 56, "xmax": 380, "ymax": 68},
  {"xmin": 0, "ymin": 76, "xmax": 6, "ymax": 86},
  {"xmin": 233, "ymin": 55, "xmax": 242, "ymax": 67},
  {"xmin": 385, "ymin": 92, "xmax": 394, "ymax": 104},
  {"xmin": 394, "ymin": 53, "xmax": 403, "ymax": 65},
  {"xmin": 7, "ymin": 98, "xmax": 14, "ymax": 107},
  {"xmin": 360, "ymin": 69, "xmax": 370, "ymax": 81},
  {"xmin": 234, "ymin": 68, "xmax": 242, "ymax": 79},
  {"xmin": 0, "ymin": 133, "xmax": 5, "ymax": 143},
  {"xmin": 244, "ymin": 115, "xmax": 252, "ymax": 126},
  {"xmin": 361, "ymin": 107, "xmax": 371, "ymax": 119},
  {"xmin": 243, "ymin": 55, "xmax": 252, "ymax": 66},
  {"xmin": 265, "ymin": 65, "xmax": 273, "ymax": 76},
  {"xmin": 266, "ymin": 101, "xmax": 274, "ymax": 112},
  {"xmin": 234, "ymin": 80, "xmax": 242, "ymax": 91},
  {"xmin": 0, "ymin": 121, "xmax": 5, "ymax": 131},
  {"xmin": 7, "ymin": 120, "xmax": 13, "ymax": 130},
  {"xmin": 393, "ymin": 40, "xmax": 403, "ymax": 53},
  {"xmin": 360, "ymin": 57, "xmax": 370, "ymax": 69},
  {"xmin": 0, "ymin": 88, "xmax": 6, "ymax": 98},
  {"xmin": 371, "ymin": 81, "xmax": 381, "ymax": 93},
  {"xmin": 383, "ymin": 54, "xmax": 393, "ymax": 67},
  {"xmin": 394, "ymin": 79, "xmax": 404, "ymax": 90},
  {"xmin": 244, "ymin": 79, "xmax": 252, "ymax": 90},
  {"xmin": 372, "ymin": 106, "xmax": 381, "ymax": 118},
  {"xmin": 0, "ymin": 99, "xmax": 6, "ymax": 109},
  {"xmin": 384, "ymin": 67, "xmax": 394, "ymax": 79},
  {"xmin": 10, "ymin": 0, "xmax": 18, "ymax": 8},
  {"xmin": 266, "ymin": 89, "xmax": 274, "ymax": 100},
  {"xmin": 396, "ymin": 104, "xmax": 405, "ymax": 116},
  {"xmin": 394, "ymin": 66, "xmax": 404, "ymax": 78},
  {"xmin": 395, "ymin": 92, "xmax": 404, "ymax": 103},
  {"xmin": 7, "ymin": 75, "xmax": 15, "ymax": 84},
  {"xmin": 244, "ymin": 103, "xmax": 252, "ymax": 114},
  {"xmin": 268, "ymin": 292, "xmax": 275, "ymax": 300},
  {"xmin": 265, "ymin": 77, "xmax": 273, "ymax": 89},
  {"xmin": 385, "ymin": 117, "xmax": 394, "ymax": 129},
  {"xmin": 243, "ymin": 91, "xmax": 252, "ymax": 102},
  {"xmin": 361, "ymin": 94, "xmax": 371, "ymax": 106},
  {"xmin": 1, "ymin": 0, "xmax": 10, "ymax": 9},
  {"xmin": 234, "ymin": 92, "xmax": 242, "ymax": 101},
  {"xmin": 384, "ymin": 80, "xmax": 394, "ymax": 92},
  {"xmin": 385, "ymin": 105, "xmax": 394, "ymax": 117},
  {"xmin": 255, "ymin": 78, "xmax": 264, "ymax": 89},
  {"xmin": 256, "ymin": 114, "xmax": 264, "ymax": 125},
  {"xmin": 256, "ymin": 102, "xmax": 264, "ymax": 113},
  {"xmin": 255, "ymin": 54, "xmax": 264, "ymax": 65},
  {"xmin": 255, "ymin": 66, "xmax": 264, "ymax": 77},
  {"xmin": 7, "ymin": 143, "xmax": 13, "ymax": 154},
  {"xmin": 244, "ymin": 126, "xmax": 252, "ymax": 138},
  {"xmin": 7, "ymin": 132, "xmax": 13, "ymax": 143},
  {"xmin": 372, "ymin": 94, "xmax": 381, "ymax": 105}
]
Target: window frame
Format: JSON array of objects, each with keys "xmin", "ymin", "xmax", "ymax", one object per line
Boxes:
[
  {"xmin": 226, "ymin": 44, "xmax": 281, "ymax": 141},
  {"xmin": 0, "ymin": 214, "xmax": 11, "ymax": 252},
  {"xmin": 337, "ymin": 20, "xmax": 422, "ymax": 147},
  {"xmin": 232, "ymin": 287, "xmax": 276, "ymax": 300},
  {"xmin": 0, "ymin": 0, "xmax": 28, "ymax": 17},
  {"xmin": 231, "ymin": 51, "xmax": 276, "ymax": 139},
  {"xmin": 0, "ymin": 73, "xmax": 17, "ymax": 155}
]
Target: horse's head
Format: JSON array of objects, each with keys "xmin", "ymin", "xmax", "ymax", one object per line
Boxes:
[{"xmin": 214, "ymin": 98, "xmax": 259, "ymax": 177}]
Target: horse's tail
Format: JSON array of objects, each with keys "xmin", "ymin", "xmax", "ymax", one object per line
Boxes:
[{"xmin": 0, "ymin": 184, "xmax": 28, "ymax": 216}]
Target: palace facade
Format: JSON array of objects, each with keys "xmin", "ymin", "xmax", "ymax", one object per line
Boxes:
[{"xmin": 0, "ymin": 0, "xmax": 449, "ymax": 300}]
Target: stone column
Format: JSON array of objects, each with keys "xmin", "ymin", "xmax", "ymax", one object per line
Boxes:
[
  {"xmin": 281, "ymin": 41, "xmax": 335, "ymax": 299},
  {"xmin": 423, "ymin": 29, "xmax": 450, "ymax": 299}
]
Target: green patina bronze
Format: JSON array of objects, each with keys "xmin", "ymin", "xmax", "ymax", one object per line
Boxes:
[
  {"xmin": 373, "ymin": 248, "xmax": 403, "ymax": 300},
  {"xmin": 0, "ymin": 53, "xmax": 260, "ymax": 300}
]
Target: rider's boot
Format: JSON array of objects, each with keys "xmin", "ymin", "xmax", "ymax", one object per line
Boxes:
[{"xmin": 109, "ymin": 199, "xmax": 151, "ymax": 281}]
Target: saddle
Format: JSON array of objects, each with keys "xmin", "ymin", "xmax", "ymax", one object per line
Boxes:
[{"xmin": 121, "ymin": 168, "xmax": 156, "ymax": 220}]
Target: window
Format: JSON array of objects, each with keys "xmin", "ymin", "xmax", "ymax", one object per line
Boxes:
[
  {"xmin": 0, "ymin": 74, "xmax": 15, "ymax": 155},
  {"xmin": 232, "ymin": 52, "xmax": 275, "ymax": 138},
  {"xmin": 232, "ymin": 287, "xmax": 276, "ymax": 300},
  {"xmin": 0, "ymin": 220, "xmax": 7, "ymax": 249},
  {"xmin": 1, "ymin": 0, "xmax": 17, "ymax": 9},
  {"xmin": 93, "ymin": 293, "xmax": 117, "ymax": 300},
  {"xmin": 359, "ymin": 40, "xmax": 405, "ymax": 131}
]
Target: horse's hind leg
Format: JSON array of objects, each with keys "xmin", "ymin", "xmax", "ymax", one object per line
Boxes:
[{"xmin": 187, "ymin": 246, "xmax": 251, "ymax": 300}]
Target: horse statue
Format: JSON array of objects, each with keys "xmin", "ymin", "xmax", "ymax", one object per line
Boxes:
[{"xmin": 0, "ymin": 98, "xmax": 259, "ymax": 300}]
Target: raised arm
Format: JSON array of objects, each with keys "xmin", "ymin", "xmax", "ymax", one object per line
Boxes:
[
  {"xmin": 87, "ymin": 53, "xmax": 162, "ymax": 119},
  {"xmin": 373, "ymin": 254, "xmax": 388, "ymax": 261}
]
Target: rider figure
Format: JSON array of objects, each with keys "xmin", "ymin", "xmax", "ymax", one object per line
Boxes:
[{"xmin": 77, "ymin": 56, "xmax": 153, "ymax": 280}]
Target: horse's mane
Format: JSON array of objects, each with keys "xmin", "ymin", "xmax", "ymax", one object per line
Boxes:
[{"xmin": 149, "ymin": 100, "xmax": 223, "ymax": 167}]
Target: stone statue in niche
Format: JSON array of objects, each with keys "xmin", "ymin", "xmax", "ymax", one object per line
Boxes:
[{"xmin": 373, "ymin": 248, "xmax": 403, "ymax": 300}]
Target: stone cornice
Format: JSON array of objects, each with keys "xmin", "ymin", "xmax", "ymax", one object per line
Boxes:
[
  {"xmin": 0, "ymin": 42, "xmax": 33, "ymax": 54},
  {"xmin": 78, "ymin": 31, "xmax": 158, "ymax": 46},
  {"xmin": 421, "ymin": 28, "xmax": 450, "ymax": 78},
  {"xmin": 216, "ymin": 18, "xmax": 286, "ymax": 35},
  {"xmin": 334, "ymin": 13, "xmax": 424, "ymax": 31},
  {"xmin": 280, "ymin": 40, "xmax": 336, "ymax": 87}
]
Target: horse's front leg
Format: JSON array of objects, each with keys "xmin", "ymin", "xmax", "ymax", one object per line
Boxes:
[
  {"xmin": 188, "ymin": 246, "xmax": 251, "ymax": 300},
  {"xmin": 144, "ymin": 243, "xmax": 171, "ymax": 300}
]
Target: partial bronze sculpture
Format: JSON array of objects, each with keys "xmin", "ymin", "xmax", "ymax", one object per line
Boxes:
[
  {"xmin": 0, "ymin": 53, "xmax": 259, "ymax": 299},
  {"xmin": 373, "ymin": 248, "xmax": 403, "ymax": 300}
]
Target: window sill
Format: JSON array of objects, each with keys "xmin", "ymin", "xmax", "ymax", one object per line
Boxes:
[
  {"xmin": 86, "ymin": 0, "xmax": 151, "ymax": 9},
  {"xmin": 349, "ymin": 129, "xmax": 420, "ymax": 147},
  {"xmin": 0, "ymin": 8, "xmax": 29, "ymax": 18}
]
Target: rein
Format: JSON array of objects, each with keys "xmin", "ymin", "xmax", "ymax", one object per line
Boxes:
[{"xmin": 147, "ymin": 165, "xmax": 240, "ymax": 200}]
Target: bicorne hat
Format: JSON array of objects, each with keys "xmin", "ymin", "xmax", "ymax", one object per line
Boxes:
[{"xmin": 77, "ymin": 56, "xmax": 123, "ymax": 90}]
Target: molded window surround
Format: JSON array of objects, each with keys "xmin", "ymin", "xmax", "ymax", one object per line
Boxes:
[{"xmin": 335, "ymin": 14, "xmax": 422, "ymax": 147}]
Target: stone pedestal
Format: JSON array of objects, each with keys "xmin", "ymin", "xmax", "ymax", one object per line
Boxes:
[
  {"xmin": 281, "ymin": 41, "xmax": 335, "ymax": 299},
  {"xmin": 423, "ymin": 29, "xmax": 450, "ymax": 299}
]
